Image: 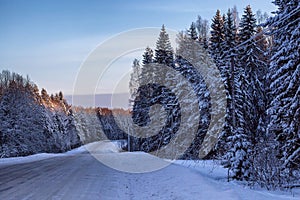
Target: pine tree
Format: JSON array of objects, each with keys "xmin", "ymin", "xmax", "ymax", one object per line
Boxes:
[{"xmin": 267, "ymin": 0, "xmax": 300, "ymax": 171}]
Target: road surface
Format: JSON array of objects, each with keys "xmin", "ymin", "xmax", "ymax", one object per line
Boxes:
[{"xmin": 0, "ymin": 142, "xmax": 294, "ymax": 200}]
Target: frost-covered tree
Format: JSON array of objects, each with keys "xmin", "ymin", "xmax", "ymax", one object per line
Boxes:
[
  {"xmin": 238, "ymin": 5, "xmax": 268, "ymax": 144},
  {"xmin": 41, "ymin": 88, "xmax": 51, "ymax": 107},
  {"xmin": 140, "ymin": 47, "xmax": 154, "ymax": 84},
  {"xmin": 176, "ymin": 31, "xmax": 226, "ymax": 159},
  {"xmin": 209, "ymin": 10, "xmax": 225, "ymax": 72},
  {"xmin": 231, "ymin": 5, "xmax": 240, "ymax": 32},
  {"xmin": 176, "ymin": 32, "xmax": 210, "ymax": 155},
  {"xmin": 187, "ymin": 22, "xmax": 198, "ymax": 40},
  {"xmin": 256, "ymin": 10, "xmax": 269, "ymax": 25},
  {"xmin": 0, "ymin": 82, "xmax": 48, "ymax": 157},
  {"xmin": 0, "ymin": 71, "xmax": 81, "ymax": 157},
  {"xmin": 154, "ymin": 24, "xmax": 174, "ymax": 66},
  {"xmin": 227, "ymin": 128, "xmax": 252, "ymax": 180},
  {"xmin": 195, "ymin": 15, "xmax": 209, "ymax": 49},
  {"xmin": 226, "ymin": 5, "xmax": 268, "ymax": 181},
  {"xmin": 142, "ymin": 46, "xmax": 154, "ymax": 65},
  {"xmin": 217, "ymin": 9, "xmax": 238, "ymax": 157},
  {"xmin": 129, "ymin": 59, "xmax": 141, "ymax": 106},
  {"xmin": 73, "ymin": 107, "xmax": 106, "ymax": 144},
  {"xmin": 267, "ymin": 0, "xmax": 300, "ymax": 172},
  {"xmin": 133, "ymin": 25, "xmax": 176, "ymax": 153}
]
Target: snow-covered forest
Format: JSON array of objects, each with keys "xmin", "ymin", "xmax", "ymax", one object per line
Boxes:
[
  {"xmin": 0, "ymin": 71, "xmax": 130, "ymax": 157},
  {"xmin": 0, "ymin": 0, "xmax": 299, "ymax": 192},
  {"xmin": 129, "ymin": 2, "xmax": 299, "ymax": 189}
]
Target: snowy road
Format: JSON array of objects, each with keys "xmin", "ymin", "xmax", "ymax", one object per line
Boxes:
[{"xmin": 0, "ymin": 142, "xmax": 295, "ymax": 200}]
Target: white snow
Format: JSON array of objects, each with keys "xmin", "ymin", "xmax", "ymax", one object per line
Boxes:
[
  {"xmin": 174, "ymin": 160, "xmax": 299, "ymax": 199},
  {"xmin": 0, "ymin": 140, "xmax": 128, "ymax": 166},
  {"xmin": 0, "ymin": 145, "xmax": 86, "ymax": 167},
  {"xmin": 0, "ymin": 141, "xmax": 298, "ymax": 199}
]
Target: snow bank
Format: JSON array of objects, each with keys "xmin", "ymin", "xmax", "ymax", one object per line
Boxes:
[
  {"xmin": 0, "ymin": 145, "xmax": 87, "ymax": 167},
  {"xmin": 174, "ymin": 160, "xmax": 300, "ymax": 199}
]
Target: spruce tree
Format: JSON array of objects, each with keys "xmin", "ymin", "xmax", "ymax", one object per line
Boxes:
[
  {"xmin": 267, "ymin": 0, "xmax": 299, "ymax": 171},
  {"xmin": 176, "ymin": 29, "xmax": 226, "ymax": 159},
  {"xmin": 129, "ymin": 59, "xmax": 141, "ymax": 106},
  {"xmin": 226, "ymin": 5, "xmax": 268, "ymax": 181},
  {"xmin": 209, "ymin": 10, "xmax": 225, "ymax": 73},
  {"xmin": 154, "ymin": 24, "xmax": 174, "ymax": 66},
  {"xmin": 153, "ymin": 25, "xmax": 174, "ymax": 84},
  {"xmin": 187, "ymin": 22, "xmax": 198, "ymax": 40},
  {"xmin": 140, "ymin": 47, "xmax": 154, "ymax": 84},
  {"xmin": 238, "ymin": 5, "xmax": 267, "ymax": 143},
  {"xmin": 142, "ymin": 46, "xmax": 154, "ymax": 65},
  {"xmin": 41, "ymin": 88, "xmax": 51, "ymax": 107},
  {"xmin": 218, "ymin": 9, "xmax": 238, "ymax": 157},
  {"xmin": 195, "ymin": 16, "xmax": 209, "ymax": 49}
]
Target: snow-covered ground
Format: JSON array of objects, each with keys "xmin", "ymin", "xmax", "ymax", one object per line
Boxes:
[
  {"xmin": 0, "ymin": 140, "xmax": 123, "ymax": 166},
  {"xmin": 174, "ymin": 160, "xmax": 299, "ymax": 199},
  {"xmin": 0, "ymin": 141, "xmax": 298, "ymax": 200},
  {"xmin": 0, "ymin": 145, "xmax": 86, "ymax": 167}
]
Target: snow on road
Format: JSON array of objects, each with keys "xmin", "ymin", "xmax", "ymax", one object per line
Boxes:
[{"xmin": 0, "ymin": 141, "xmax": 297, "ymax": 200}]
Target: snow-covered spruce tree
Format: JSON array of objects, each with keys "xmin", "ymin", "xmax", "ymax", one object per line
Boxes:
[
  {"xmin": 256, "ymin": 10, "xmax": 269, "ymax": 25},
  {"xmin": 0, "ymin": 76, "xmax": 49, "ymax": 157},
  {"xmin": 187, "ymin": 22, "xmax": 198, "ymax": 41},
  {"xmin": 140, "ymin": 25, "xmax": 174, "ymax": 85},
  {"xmin": 175, "ymin": 30, "xmax": 226, "ymax": 159},
  {"xmin": 195, "ymin": 15, "xmax": 210, "ymax": 49},
  {"xmin": 225, "ymin": 5, "xmax": 260, "ymax": 181},
  {"xmin": 142, "ymin": 46, "xmax": 154, "ymax": 65},
  {"xmin": 227, "ymin": 5, "xmax": 269, "ymax": 181},
  {"xmin": 41, "ymin": 88, "xmax": 52, "ymax": 107},
  {"xmin": 73, "ymin": 107, "xmax": 106, "ymax": 144},
  {"xmin": 217, "ymin": 9, "xmax": 238, "ymax": 157},
  {"xmin": 225, "ymin": 60, "xmax": 252, "ymax": 180},
  {"xmin": 154, "ymin": 25, "xmax": 174, "ymax": 68},
  {"xmin": 231, "ymin": 5, "xmax": 240, "ymax": 30},
  {"xmin": 129, "ymin": 59, "xmax": 141, "ymax": 107},
  {"xmin": 238, "ymin": 5, "xmax": 268, "ymax": 146},
  {"xmin": 129, "ymin": 47, "xmax": 155, "ymax": 151},
  {"xmin": 175, "ymin": 31, "xmax": 210, "ymax": 159},
  {"xmin": 267, "ymin": 0, "xmax": 299, "ymax": 177},
  {"xmin": 140, "ymin": 46, "xmax": 154, "ymax": 84},
  {"xmin": 209, "ymin": 10, "xmax": 225, "ymax": 73},
  {"xmin": 0, "ymin": 71, "xmax": 82, "ymax": 157},
  {"xmin": 131, "ymin": 26, "xmax": 175, "ymax": 153}
]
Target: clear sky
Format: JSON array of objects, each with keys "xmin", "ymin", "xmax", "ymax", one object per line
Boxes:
[{"xmin": 0, "ymin": 0, "xmax": 277, "ymax": 95}]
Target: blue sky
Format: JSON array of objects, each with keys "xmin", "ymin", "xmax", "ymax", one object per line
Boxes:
[{"xmin": 0, "ymin": 0, "xmax": 277, "ymax": 95}]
